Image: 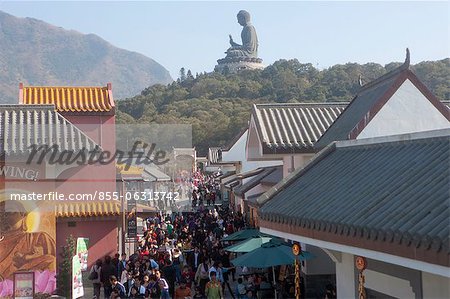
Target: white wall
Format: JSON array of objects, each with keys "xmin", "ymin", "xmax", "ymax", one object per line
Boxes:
[
  {"xmin": 358, "ymin": 79, "xmax": 449, "ymax": 139},
  {"xmin": 365, "ymin": 269, "xmax": 415, "ymax": 298},
  {"xmin": 222, "ymin": 130, "xmax": 282, "ymax": 173},
  {"xmin": 282, "ymin": 154, "xmax": 315, "ymax": 178},
  {"xmin": 335, "ymin": 253, "xmax": 355, "ymax": 299},
  {"xmin": 422, "ymin": 272, "xmax": 450, "ymax": 299}
]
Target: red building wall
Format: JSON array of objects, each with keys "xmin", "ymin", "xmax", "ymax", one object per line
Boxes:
[
  {"xmin": 56, "ymin": 114, "xmax": 117, "ymax": 195},
  {"xmin": 56, "ymin": 217, "xmax": 119, "ymax": 269}
]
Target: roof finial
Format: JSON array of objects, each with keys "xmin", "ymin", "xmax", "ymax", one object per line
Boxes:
[{"xmin": 405, "ymin": 48, "xmax": 410, "ymax": 67}]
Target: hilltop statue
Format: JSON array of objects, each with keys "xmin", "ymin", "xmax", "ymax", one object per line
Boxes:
[
  {"xmin": 226, "ymin": 10, "xmax": 258, "ymax": 58},
  {"xmin": 215, "ymin": 10, "xmax": 264, "ymax": 73}
]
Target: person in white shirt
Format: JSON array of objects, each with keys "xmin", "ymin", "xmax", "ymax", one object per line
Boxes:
[{"xmin": 209, "ymin": 261, "xmax": 224, "ymax": 283}]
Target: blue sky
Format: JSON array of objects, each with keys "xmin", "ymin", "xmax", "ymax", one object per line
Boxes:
[{"xmin": 0, "ymin": 1, "xmax": 448, "ymax": 79}]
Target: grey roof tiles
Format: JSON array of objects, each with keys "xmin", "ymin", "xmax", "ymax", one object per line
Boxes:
[
  {"xmin": 252, "ymin": 103, "xmax": 347, "ymax": 153},
  {"xmin": 260, "ymin": 130, "xmax": 450, "ymax": 265},
  {"xmin": 0, "ymin": 105, "xmax": 99, "ymax": 155}
]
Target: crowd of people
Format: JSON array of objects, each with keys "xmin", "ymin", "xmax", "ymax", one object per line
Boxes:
[
  {"xmin": 89, "ymin": 172, "xmax": 277, "ymax": 299},
  {"xmin": 89, "ymin": 207, "xmax": 258, "ymax": 299},
  {"xmin": 191, "ymin": 172, "xmax": 221, "ymax": 208}
]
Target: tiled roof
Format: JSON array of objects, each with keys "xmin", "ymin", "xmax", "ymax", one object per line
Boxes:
[
  {"xmin": 55, "ymin": 201, "xmax": 121, "ymax": 217},
  {"xmin": 234, "ymin": 166, "xmax": 281, "ymax": 196},
  {"xmin": 252, "ymin": 103, "xmax": 347, "ymax": 153},
  {"xmin": 260, "ymin": 130, "xmax": 450, "ymax": 266},
  {"xmin": 224, "ymin": 180, "xmax": 240, "ymax": 189},
  {"xmin": 260, "ymin": 166, "xmax": 283, "ymax": 185},
  {"xmin": 20, "ymin": 83, "xmax": 115, "ymax": 114},
  {"xmin": 315, "ymin": 54, "xmax": 450, "ymax": 149},
  {"xmin": 222, "ymin": 168, "xmax": 265, "ymax": 186},
  {"xmin": 0, "ymin": 105, "xmax": 99, "ymax": 155},
  {"xmin": 246, "ymin": 192, "xmax": 265, "ymax": 207}
]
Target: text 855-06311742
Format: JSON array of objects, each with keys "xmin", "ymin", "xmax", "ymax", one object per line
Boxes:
[{"xmin": 97, "ymin": 191, "xmax": 180, "ymax": 201}]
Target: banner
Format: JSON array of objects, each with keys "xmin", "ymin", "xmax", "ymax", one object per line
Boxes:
[
  {"xmin": 76, "ymin": 238, "xmax": 89, "ymax": 271},
  {"xmin": 0, "ymin": 198, "xmax": 56, "ymax": 297},
  {"xmin": 13, "ymin": 272, "xmax": 34, "ymax": 299},
  {"xmin": 127, "ymin": 198, "xmax": 137, "ymax": 238},
  {"xmin": 72, "ymin": 255, "xmax": 84, "ymax": 299}
]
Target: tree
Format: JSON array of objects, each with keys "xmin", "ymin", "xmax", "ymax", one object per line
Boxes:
[
  {"xmin": 179, "ymin": 67, "xmax": 186, "ymax": 82},
  {"xmin": 56, "ymin": 235, "xmax": 76, "ymax": 298},
  {"xmin": 117, "ymin": 58, "xmax": 449, "ymax": 155},
  {"xmin": 186, "ymin": 69, "xmax": 194, "ymax": 79}
]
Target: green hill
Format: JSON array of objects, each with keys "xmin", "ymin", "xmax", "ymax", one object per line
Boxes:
[{"xmin": 118, "ymin": 58, "xmax": 449, "ymax": 155}]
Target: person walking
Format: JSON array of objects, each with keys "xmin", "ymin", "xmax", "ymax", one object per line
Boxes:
[
  {"xmin": 195, "ymin": 257, "xmax": 211, "ymax": 296},
  {"xmin": 101, "ymin": 255, "xmax": 117, "ymax": 298},
  {"xmin": 206, "ymin": 271, "xmax": 223, "ymax": 299},
  {"xmin": 89, "ymin": 259, "xmax": 102, "ymax": 299}
]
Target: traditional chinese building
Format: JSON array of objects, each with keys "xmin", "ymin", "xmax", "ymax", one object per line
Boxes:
[
  {"xmin": 0, "ymin": 104, "xmax": 108, "ymax": 296},
  {"xmin": 18, "ymin": 84, "xmax": 119, "ymax": 277},
  {"xmin": 315, "ymin": 50, "xmax": 450, "ymax": 149},
  {"xmin": 257, "ymin": 51, "xmax": 450, "ymax": 297},
  {"xmin": 246, "ymin": 103, "xmax": 347, "ymax": 178},
  {"xmin": 259, "ymin": 130, "xmax": 450, "ymax": 298}
]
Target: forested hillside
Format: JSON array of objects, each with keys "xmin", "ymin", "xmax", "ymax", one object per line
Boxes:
[{"xmin": 117, "ymin": 59, "xmax": 450, "ymax": 154}]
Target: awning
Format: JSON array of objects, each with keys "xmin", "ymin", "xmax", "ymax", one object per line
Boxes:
[
  {"xmin": 135, "ymin": 203, "xmax": 158, "ymax": 214},
  {"xmin": 143, "ymin": 166, "xmax": 171, "ymax": 182},
  {"xmin": 55, "ymin": 201, "xmax": 121, "ymax": 218}
]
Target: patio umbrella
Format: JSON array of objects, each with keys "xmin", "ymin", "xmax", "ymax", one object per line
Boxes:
[
  {"xmin": 231, "ymin": 238, "xmax": 313, "ymax": 267},
  {"xmin": 232, "ymin": 239, "xmax": 314, "ymax": 299},
  {"xmin": 224, "ymin": 236, "xmax": 273, "ymax": 253},
  {"xmin": 222, "ymin": 228, "xmax": 269, "ymax": 242}
]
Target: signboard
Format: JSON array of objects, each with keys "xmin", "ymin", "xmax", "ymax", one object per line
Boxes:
[
  {"xmin": 76, "ymin": 238, "xmax": 89, "ymax": 271},
  {"xmin": 72, "ymin": 256, "xmax": 84, "ymax": 299},
  {"xmin": 13, "ymin": 272, "xmax": 34, "ymax": 299},
  {"xmin": 127, "ymin": 212, "xmax": 137, "ymax": 238},
  {"xmin": 127, "ymin": 195, "xmax": 137, "ymax": 238}
]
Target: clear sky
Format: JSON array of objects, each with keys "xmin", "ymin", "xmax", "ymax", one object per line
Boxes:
[{"xmin": 0, "ymin": 1, "xmax": 448, "ymax": 79}]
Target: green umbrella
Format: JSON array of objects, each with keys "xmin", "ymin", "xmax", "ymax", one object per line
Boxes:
[
  {"xmin": 224, "ymin": 236, "xmax": 273, "ymax": 253},
  {"xmin": 222, "ymin": 229, "xmax": 268, "ymax": 242},
  {"xmin": 232, "ymin": 239, "xmax": 314, "ymax": 299},
  {"xmin": 231, "ymin": 239, "xmax": 314, "ymax": 268}
]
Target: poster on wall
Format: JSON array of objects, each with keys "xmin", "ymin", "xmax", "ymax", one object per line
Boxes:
[
  {"xmin": 127, "ymin": 197, "xmax": 137, "ymax": 238},
  {"xmin": 13, "ymin": 272, "xmax": 34, "ymax": 299},
  {"xmin": 72, "ymin": 255, "xmax": 84, "ymax": 299},
  {"xmin": 76, "ymin": 238, "xmax": 89, "ymax": 271},
  {"xmin": 0, "ymin": 198, "xmax": 56, "ymax": 297}
]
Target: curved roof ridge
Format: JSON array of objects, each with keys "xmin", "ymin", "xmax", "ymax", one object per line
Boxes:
[{"xmin": 358, "ymin": 48, "xmax": 410, "ymax": 93}]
